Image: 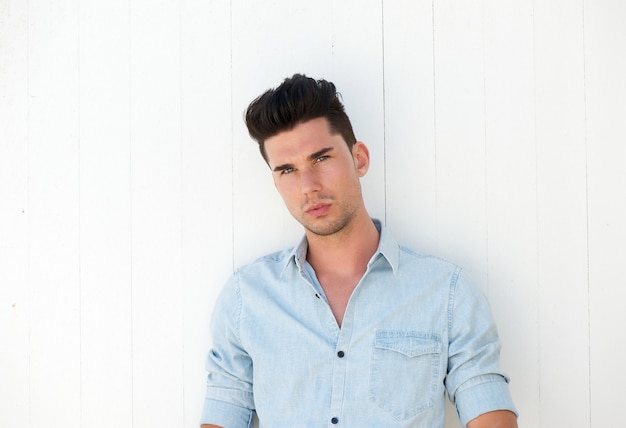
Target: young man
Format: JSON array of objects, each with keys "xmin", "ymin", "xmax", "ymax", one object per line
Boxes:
[{"xmin": 200, "ymin": 74, "xmax": 518, "ymax": 427}]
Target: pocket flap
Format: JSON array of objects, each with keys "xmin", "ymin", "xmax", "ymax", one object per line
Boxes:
[{"xmin": 374, "ymin": 331, "xmax": 441, "ymax": 358}]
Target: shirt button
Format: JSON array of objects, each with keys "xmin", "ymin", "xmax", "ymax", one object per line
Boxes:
[
  {"xmin": 337, "ymin": 351, "xmax": 345, "ymax": 358},
  {"xmin": 331, "ymin": 417, "xmax": 339, "ymax": 424}
]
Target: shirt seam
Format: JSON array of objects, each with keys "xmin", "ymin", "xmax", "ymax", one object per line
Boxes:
[
  {"xmin": 447, "ymin": 267, "xmax": 462, "ymax": 335},
  {"xmin": 234, "ymin": 271, "xmax": 244, "ymax": 347}
]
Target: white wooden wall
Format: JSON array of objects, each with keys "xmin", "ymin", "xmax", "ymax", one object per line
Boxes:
[{"xmin": 1, "ymin": 1, "xmax": 625, "ymax": 427}]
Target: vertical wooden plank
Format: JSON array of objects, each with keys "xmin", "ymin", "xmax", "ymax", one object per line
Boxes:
[
  {"xmin": 534, "ymin": 1, "xmax": 590, "ymax": 426},
  {"xmin": 0, "ymin": 0, "xmax": 30, "ymax": 425},
  {"xmin": 130, "ymin": 0, "xmax": 183, "ymax": 426},
  {"xmin": 483, "ymin": 1, "xmax": 538, "ymax": 425},
  {"xmin": 383, "ymin": 0, "xmax": 437, "ymax": 253},
  {"xmin": 27, "ymin": 0, "xmax": 81, "ymax": 425},
  {"xmin": 78, "ymin": 1, "xmax": 132, "ymax": 426},
  {"xmin": 433, "ymin": 3, "xmax": 488, "ymax": 426},
  {"xmin": 433, "ymin": 0, "xmax": 488, "ymax": 287},
  {"xmin": 331, "ymin": 0, "xmax": 385, "ymax": 221},
  {"xmin": 230, "ymin": 0, "xmax": 334, "ymax": 266},
  {"xmin": 584, "ymin": 1, "xmax": 626, "ymax": 425},
  {"xmin": 180, "ymin": 0, "xmax": 233, "ymax": 425}
]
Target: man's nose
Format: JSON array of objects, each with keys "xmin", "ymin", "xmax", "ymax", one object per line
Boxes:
[{"xmin": 300, "ymin": 168, "xmax": 321, "ymax": 195}]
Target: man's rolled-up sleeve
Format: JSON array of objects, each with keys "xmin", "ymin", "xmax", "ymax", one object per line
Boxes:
[
  {"xmin": 445, "ymin": 270, "xmax": 518, "ymax": 427},
  {"xmin": 200, "ymin": 274, "xmax": 255, "ymax": 427}
]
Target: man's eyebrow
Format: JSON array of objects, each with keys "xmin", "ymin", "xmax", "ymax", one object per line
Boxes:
[
  {"xmin": 272, "ymin": 147, "xmax": 334, "ymax": 172},
  {"xmin": 307, "ymin": 147, "xmax": 334, "ymax": 162},
  {"xmin": 272, "ymin": 163, "xmax": 294, "ymax": 173}
]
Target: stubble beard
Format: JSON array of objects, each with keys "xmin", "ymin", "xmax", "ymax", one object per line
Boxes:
[
  {"xmin": 293, "ymin": 177, "xmax": 364, "ymax": 238},
  {"xmin": 298, "ymin": 200, "xmax": 360, "ymax": 238}
]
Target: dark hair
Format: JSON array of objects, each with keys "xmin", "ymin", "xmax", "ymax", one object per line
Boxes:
[{"xmin": 245, "ymin": 74, "xmax": 357, "ymax": 163}]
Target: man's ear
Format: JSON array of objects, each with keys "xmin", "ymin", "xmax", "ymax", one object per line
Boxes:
[{"xmin": 352, "ymin": 142, "xmax": 370, "ymax": 177}]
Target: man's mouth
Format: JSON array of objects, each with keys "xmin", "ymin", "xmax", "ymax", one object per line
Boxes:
[{"xmin": 305, "ymin": 203, "xmax": 331, "ymax": 217}]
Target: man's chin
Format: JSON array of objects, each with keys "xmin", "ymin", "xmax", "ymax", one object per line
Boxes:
[{"xmin": 302, "ymin": 217, "xmax": 350, "ymax": 237}]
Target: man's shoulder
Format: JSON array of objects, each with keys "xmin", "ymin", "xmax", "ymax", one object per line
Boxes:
[
  {"xmin": 397, "ymin": 244, "xmax": 460, "ymax": 272},
  {"xmin": 234, "ymin": 246, "xmax": 296, "ymax": 274}
]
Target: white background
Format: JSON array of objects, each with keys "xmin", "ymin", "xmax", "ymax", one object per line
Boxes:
[{"xmin": 1, "ymin": 0, "xmax": 625, "ymax": 427}]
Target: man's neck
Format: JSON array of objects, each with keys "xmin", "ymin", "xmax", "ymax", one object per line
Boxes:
[{"xmin": 305, "ymin": 213, "xmax": 380, "ymax": 279}]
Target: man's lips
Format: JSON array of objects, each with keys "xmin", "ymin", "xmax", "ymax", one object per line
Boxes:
[{"xmin": 305, "ymin": 203, "xmax": 331, "ymax": 217}]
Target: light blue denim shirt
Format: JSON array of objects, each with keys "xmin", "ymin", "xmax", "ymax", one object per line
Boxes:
[{"xmin": 201, "ymin": 220, "xmax": 516, "ymax": 427}]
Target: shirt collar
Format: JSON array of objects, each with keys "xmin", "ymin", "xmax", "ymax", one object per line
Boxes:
[
  {"xmin": 371, "ymin": 219, "xmax": 400, "ymax": 275},
  {"xmin": 280, "ymin": 218, "xmax": 400, "ymax": 277}
]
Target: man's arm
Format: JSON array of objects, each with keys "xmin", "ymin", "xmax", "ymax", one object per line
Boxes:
[
  {"xmin": 445, "ymin": 272, "xmax": 518, "ymax": 426},
  {"xmin": 467, "ymin": 410, "xmax": 518, "ymax": 428},
  {"xmin": 200, "ymin": 275, "xmax": 255, "ymax": 427}
]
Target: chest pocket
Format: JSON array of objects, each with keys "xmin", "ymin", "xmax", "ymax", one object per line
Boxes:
[{"xmin": 369, "ymin": 330, "xmax": 442, "ymax": 421}]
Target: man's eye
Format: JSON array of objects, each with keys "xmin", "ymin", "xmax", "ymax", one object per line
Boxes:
[
  {"xmin": 281, "ymin": 168, "xmax": 295, "ymax": 175},
  {"xmin": 316, "ymin": 155, "xmax": 329, "ymax": 163}
]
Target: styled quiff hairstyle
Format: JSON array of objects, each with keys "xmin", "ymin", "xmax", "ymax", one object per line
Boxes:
[{"xmin": 245, "ymin": 74, "xmax": 357, "ymax": 164}]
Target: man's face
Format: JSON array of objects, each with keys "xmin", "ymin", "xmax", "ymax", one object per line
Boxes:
[{"xmin": 264, "ymin": 117, "xmax": 370, "ymax": 237}]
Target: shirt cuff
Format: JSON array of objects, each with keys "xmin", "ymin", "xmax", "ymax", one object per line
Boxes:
[
  {"xmin": 199, "ymin": 398, "xmax": 254, "ymax": 428},
  {"xmin": 454, "ymin": 374, "xmax": 518, "ymax": 427}
]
